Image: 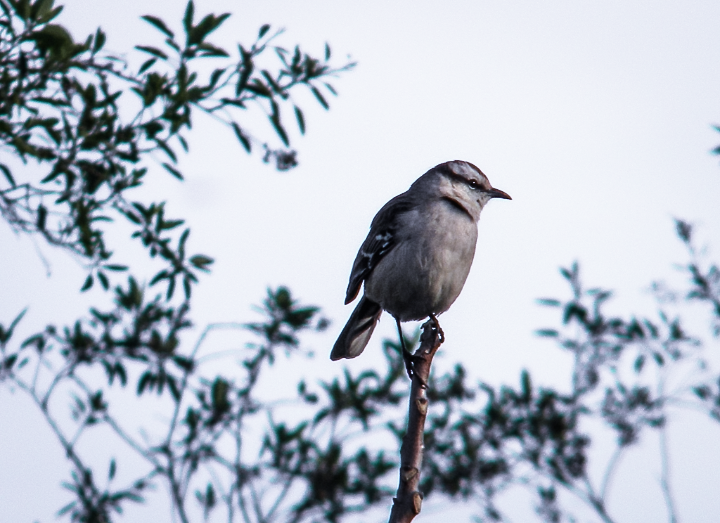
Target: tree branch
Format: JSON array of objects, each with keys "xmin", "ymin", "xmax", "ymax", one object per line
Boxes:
[{"xmin": 388, "ymin": 319, "xmax": 443, "ymax": 523}]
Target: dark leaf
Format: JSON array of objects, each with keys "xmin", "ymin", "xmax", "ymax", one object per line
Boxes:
[
  {"xmin": 189, "ymin": 255, "xmax": 214, "ymax": 271},
  {"xmin": 137, "ymin": 371, "xmax": 153, "ymax": 395},
  {"xmin": 92, "ymin": 28, "xmax": 105, "ymax": 53},
  {"xmin": 675, "ymin": 219, "xmax": 692, "ymax": 243},
  {"xmin": 183, "ymin": 0, "xmax": 195, "ymax": 34},
  {"xmin": 269, "ymin": 101, "xmax": 289, "ymax": 146},
  {"xmin": 81, "ymin": 274, "xmax": 94, "ymax": 291},
  {"xmin": 245, "ymin": 80, "xmax": 272, "ymax": 98},
  {"xmin": 155, "ymin": 138, "xmax": 177, "ymax": 162},
  {"xmin": 232, "ymin": 123, "xmax": 251, "ymax": 152},
  {"xmin": 3, "ymin": 354, "xmax": 18, "ymax": 370},
  {"xmin": 160, "ymin": 219, "xmax": 183, "ymax": 231},
  {"xmin": 135, "ymin": 45, "xmax": 168, "ymax": 60},
  {"xmin": 535, "ymin": 329, "xmax": 559, "ymax": 337},
  {"xmin": 162, "ymin": 162, "xmax": 184, "ymax": 180},
  {"xmin": 188, "ymin": 13, "xmax": 230, "ymax": 45},
  {"xmin": 537, "ymin": 298, "xmax": 561, "ymax": 307},
  {"xmin": 36, "ymin": 205, "xmax": 47, "ymax": 230},
  {"xmin": 693, "ymin": 385, "xmax": 711, "ymax": 400},
  {"xmin": 206, "ymin": 68, "xmax": 224, "ymax": 89},
  {"xmin": 310, "ymin": 86, "xmax": 329, "ymax": 109},
  {"xmin": 0, "ymin": 309, "xmax": 26, "ymax": 344},
  {"xmin": 141, "ymin": 15, "xmax": 175, "ymax": 38},
  {"xmin": 138, "ymin": 58, "xmax": 157, "ymax": 74},
  {"xmin": 168, "ymin": 375, "xmax": 181, "ymax": 401},
  {"xmin": 97, "ymin": 271, "xmax": 109, "ymax": 290},
  {"xmin": 104, "ymin": 264, "xmax": 128, "ymax": 272},
  {"xmin": 0, "ymin": 164, "xmax": 16, "ymax": 187},
  {"xmin": 37, "ymin": 5, "xmax": 63, "ymax": 24},
  {"xmin": 173, "ymin": 355, "xmax": 194, "ymax": 372},
  {"xmin": 634, "ymin": 355, "xmax": 646, "ymax": 373},
  {"xmin": 29, "ymin": 24, "xmax": 74, "ymax": 56},
  {"xmin": 294, "ymin": 106, "xmax": 305, "ymax": 134}
]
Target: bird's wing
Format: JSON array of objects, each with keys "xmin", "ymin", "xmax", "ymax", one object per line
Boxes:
[{"xmin": 344, "ymin": 191, "xmax": 415, "ymax": 304}]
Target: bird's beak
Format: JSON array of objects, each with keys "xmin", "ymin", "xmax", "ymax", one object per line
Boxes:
[{"xmin": 488, "ymin": 187, "xmax": 512, "ymax": 200}]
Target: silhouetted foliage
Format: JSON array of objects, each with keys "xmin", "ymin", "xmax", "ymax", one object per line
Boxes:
[
  {"xmin": 2, "ymin": 2, "xmax": 720, "ymax": 522},
  {"xmin": 0, "ymin": 0, "xmax": 353, "ymax": 297}
]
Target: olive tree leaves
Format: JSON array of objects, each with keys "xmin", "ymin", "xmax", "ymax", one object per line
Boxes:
[{"xmin": 0, "ymin": 0, "xmax": 354, "ymax": 298}]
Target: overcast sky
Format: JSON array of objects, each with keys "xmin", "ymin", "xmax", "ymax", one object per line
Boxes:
[{"xmin": 2, "ymin": 1, "xmax": 720, "ymax": 522}]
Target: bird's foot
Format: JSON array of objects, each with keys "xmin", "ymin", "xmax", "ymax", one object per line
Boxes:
[
  {"xmin": 402, "ymin": 349, "xmax": 428, "ymax": 388},
  {"xmin": 429, "ymin": 314, "xmax": 444, "ymax": 343}
]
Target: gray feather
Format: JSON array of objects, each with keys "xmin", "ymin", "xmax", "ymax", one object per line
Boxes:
[{"xmin": 330, "ymin": 297, "xmax": 383, "ymax": 360}]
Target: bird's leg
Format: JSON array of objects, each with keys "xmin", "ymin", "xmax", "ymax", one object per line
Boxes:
[
  {"xmin": 396, "ymin": 318, "xmax": 430, "ymax": 388},
  {"xmin": 396, "ymin": 318, "xmax": 418, "ymax": 380},
  {"xmin": 429, "ymin": 313, "xmax": 444, "ymax": 343}
]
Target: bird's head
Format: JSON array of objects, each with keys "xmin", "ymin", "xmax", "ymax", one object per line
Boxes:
[{"xmin": 416, "ymin": 160, "xmax": 511, "ymax": 220}]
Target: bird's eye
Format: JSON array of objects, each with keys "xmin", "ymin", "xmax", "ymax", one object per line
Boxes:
[{"xmin": 468, "ymin": 180, "xmax": 480, "ymax": 190}]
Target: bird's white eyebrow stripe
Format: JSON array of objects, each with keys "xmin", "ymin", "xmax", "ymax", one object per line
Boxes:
[{"xmin": 447, "ymin": 171, "xmax": 479, "ymax": 188}]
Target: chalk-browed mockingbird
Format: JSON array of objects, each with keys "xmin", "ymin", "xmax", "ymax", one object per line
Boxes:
[{"xmin": 331, "ymin": 160, "xmax": 511, "ymax": 376}]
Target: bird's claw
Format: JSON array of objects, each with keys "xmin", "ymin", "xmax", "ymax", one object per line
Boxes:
[
  {"xmin": 429, "ymin": 314, "xmax": 444, "ymax": 343},
  {"xmin": 402, "ymin": 349, "xmax": 428, "ymax": 388}
]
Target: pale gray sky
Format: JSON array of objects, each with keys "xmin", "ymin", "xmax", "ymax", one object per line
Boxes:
[{"xmin": 2, "ymin": 1, "xmax": 720, "ymax": 522}]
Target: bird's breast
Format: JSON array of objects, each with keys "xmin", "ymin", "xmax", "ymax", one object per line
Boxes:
[{"xmin": 364, "ymin": 202, "xmax": 478, "ymax": 321}]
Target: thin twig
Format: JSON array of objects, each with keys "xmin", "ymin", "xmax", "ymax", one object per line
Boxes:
[
  {"xmin": 166, "ymin": 451, "xmax": 191, "ymax": 523},
  {"xmin": 233, "ymin": 416, "xmax": 253, "ymax": 523},
  {"xmin": 530, "ymin": 466, "xmax": 617, "ymax": 523},
  {"xmin": 41, "ymin": 362, "xmax": 73, "ymax": 407},
  {"xmin": 600, "ymin": 445, "xmax": 625, "ymax": 500},
  {"xmin": 165, "ymin": 322, "xmax": 246, "ymax": 445},
  {"xmin": 265, "ymin": 474, "xmax": 295, "ymax": 521},
  {"xmin": 103, "ymin": 414, "xmax": 163, "ymax": 469},
  {"xmin": 13, "ymin": 377, "xmax": 105, "ymax": 503},
  {"xmin": 659, "ymin": 419, "xmax": 679, "ymax": 523},
  {"xmin": 30, "ymin": 345, "xmax": 45, "ymax": 392},
  {"xmin": 248, "ymin": 472, "xmax": 266, "ymax": 523}
]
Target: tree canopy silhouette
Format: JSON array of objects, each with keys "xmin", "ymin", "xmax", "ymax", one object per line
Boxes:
[{"xmin": 2, "ymin": 1, "xmax": 720, "ymax": 522}]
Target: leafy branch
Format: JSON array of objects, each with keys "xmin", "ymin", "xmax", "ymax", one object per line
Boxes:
[{"xmin": 0, "ymin": 0, "xmax": 354, "ymax": 286}]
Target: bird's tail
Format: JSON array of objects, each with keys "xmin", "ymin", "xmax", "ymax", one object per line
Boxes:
[{"xmin": 330, "ymin": 296, "xmax": 383, "ymax": 360}]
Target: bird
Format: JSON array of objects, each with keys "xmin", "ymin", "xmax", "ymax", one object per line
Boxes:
[{"xmin": 330, "ymin": 160, "xmax": 511, "ymax": 376}]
